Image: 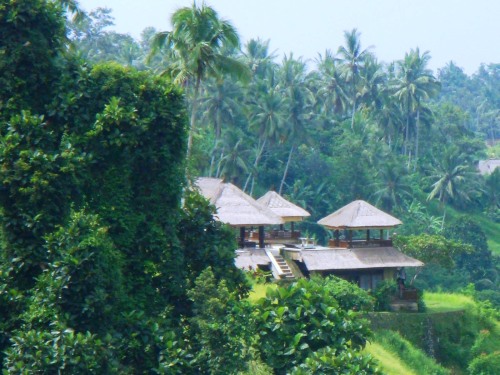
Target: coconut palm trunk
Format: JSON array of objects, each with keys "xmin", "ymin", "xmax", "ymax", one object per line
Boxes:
[
  {"xmin": 279, "ymin": 145, "xmax": 295, "ymax": 195},
  {"xmin": 350, "ymin": 97, "xmax": 357, "ymax": 129},
  {"xmin": 243, "ymin": 138, "xmax": 267, "ymax": 192},
  {"xmin": 404, "ymin": 101, "xmax": 410, "ymax": 157},
  {"xmin": 414, "ymin": 107, "xmax": 420, "ymax": 171},
  {"xmin": 187, "ymin": 75, "xmax": 201, "ymax": 161}
]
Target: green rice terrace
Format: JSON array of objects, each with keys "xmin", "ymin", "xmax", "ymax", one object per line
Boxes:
[{"xmin": 249, "ymin": 282, "xmax": 500, "ymax": 374}]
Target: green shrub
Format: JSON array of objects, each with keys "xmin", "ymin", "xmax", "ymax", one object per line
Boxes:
[
  {"xmin": 312, "ymin": 275, "xmax": 375, "ymax": 312},
  {"xmin": 290, "ymin": 346, "xmax": 381, "ymax": 374},
  {"xmin": 3, "ymin": 328, "xmax": 116, "ymax": 374},
  {"xmin": 373, "ymin": 280, "xmax": 397, "ymax": 311},
  {"xmin": 255, "ymin": 278, "xmax": 372, "ymax": 374},
  {"xmin": 468, "ymin": 352, "xmax": 500, "ymax": 375},
  {"xmin": 471, "ymin": 329, "xmax": 499, "ymax": 358},
  {"xmin": 417, "ymin": 289, "xmax": 427, "ymax": 312}
]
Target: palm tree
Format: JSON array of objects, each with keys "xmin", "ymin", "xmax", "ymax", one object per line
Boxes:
[
  {"xmin": 357, "ymin": 55, "xmax": 386, "ymax": 114},
  {"xmin": 337, "ymin": 29, "xmax": 372, "ymax": 129},
  {"xmin": 315, "ymin": 50, "xmax": 349, "ymax": 117},
  {"xmin": 149, "ymin": 2, "xmax": 250, "ymax": 159},
  {"xmin": 370, "ymin": 160, "xmax": 412, "ymax": 212},
  {"xmin": 217, "ymin": 132, "xmax": 249, "ymax": 185},
  {"xmin": 277, "ymin": 55, "xmax": 314, "ymax": 195},
  {"xmin": 373, "ymin": 91, "xmax": 405, "ymax": 151},
  {"xmin": 391, "ymin": 48, "xmax": 440, "ymax": 166},
  {"xmin": 244, "ymin": 86, "xmax": 286, "ymax": 193},
  {"xmin": 426, "ymin": 147, "xmax": 480, "ymax": 227},
  {"xmin": 200, "ymin": 76, "xmax": 244, "ymax": 176},
  {"xmin": 58, "ymin": 0, "xmax": 84, "ymax": 22},
  {"xmin": 243, "ymin": 38, "xmax": 277, "ymax": 78}
]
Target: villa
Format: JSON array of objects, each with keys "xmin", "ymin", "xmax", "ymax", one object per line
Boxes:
[{"xmin": 196, "ymin": 178, "xmax": 423, "ymax": 307}]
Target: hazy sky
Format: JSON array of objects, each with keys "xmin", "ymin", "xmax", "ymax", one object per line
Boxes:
[{"xmin": 78, "ymin": 0, "xmax": 500, "ymax": 75}]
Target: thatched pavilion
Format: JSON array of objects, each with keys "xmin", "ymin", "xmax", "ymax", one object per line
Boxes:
[
  {"xmin": 318, "ymin": 200, "xmax": 402, "ymax": 248},
  {"xmin": 277, "ymin": 199, "xmax": 424, "ymax": 297},
  {"xmin": 196, "ymin": 178, "xmax": 283, "ymax": 248},
  {"xmin": 256, "ymin": 191, "xmax": 310, "ymax": 242}
]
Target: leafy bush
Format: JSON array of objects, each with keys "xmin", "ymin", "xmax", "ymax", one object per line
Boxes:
[
  {"xmin": 372, "ymin": 280, "xmax": 397, "ymax": 311},
  {"xmin": 255, "ymin": 278, "xmax": 371, "ymax": 374},
  {"xmin": 3, "ymin": 328, "xmax": 115, "ymax": 374},
  {"xmin": 186, "ymin": 268, "xmax": 255, "ymax": 374},
  {"xmin": 43, "ymin": 210, "xmax": 125, "ymax": 333},
  {"xmin": 290, "ymin": 346, "xmax": 381, "ymax": 374},
  {"xmin": 471, "ymin": 329, "xmax": 498, "ymax": 358},
  {"xmin": 311, "ymin": 275, "xmax": 375, "ymax": 312},
  {"xmin": 468, "ymin": 352, "xmax": 500, "ymax": 375}
]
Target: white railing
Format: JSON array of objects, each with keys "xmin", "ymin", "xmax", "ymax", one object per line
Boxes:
[{"xmin": 265, "ymin": 249, "xmax": 284, "ymax": 278}]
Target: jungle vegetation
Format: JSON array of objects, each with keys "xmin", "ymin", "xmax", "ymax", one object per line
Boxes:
[{"xmin": 0, "ymin": 1, "xmax": 498, "ymax": 373}]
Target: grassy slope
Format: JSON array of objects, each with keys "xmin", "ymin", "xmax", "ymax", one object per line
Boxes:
[
  {"xmin": 426, "ymin": 199, "xmax": 500, "ymax": 256},
  {"xmin": 424, "ymin": 291, "xmax": 476, "ymax": 313},
  {"xmin": 443, "ymin": 205, "xmax": 500, "ymax": 256},
  {"xmin": 248, "ymin": 284, "xmax": 457, "ymax": 374},
  {"xmin": 369, "ymin": 330, "xmax": 450, "ymax": 375},
  {"xmin": 472, "ymin": 213, "xmax": 500, "ymax": 256},
  {"xmin": 247, "ymin": 282, "xmax": 277, "ymax": 303},
  {"xmin": 248, "ymin": 285, "xmax": 499, "ymax": 373},
  {"xmin": 364, "ymin": 342, "xmax": 417, "ymax": 375}
]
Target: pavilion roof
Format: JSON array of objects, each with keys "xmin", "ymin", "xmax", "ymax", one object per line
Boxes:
[
  {"xmin": 300, "ymin": 247, "xmax": 423, "ymax": 271},
  {"xmin": 257, "ymin": 191, "xmax": 310, "ymax": 222},
  {"xmin": 195, "ymin": 178, "xmax": 284, "ymax": 226},
  {"xmin": 318, "ymin": 200, "xmax": 402, "ymax": 230},
  {"xmin": 234, "ymin": 249, "xmax": 271, "ymax": 271}
]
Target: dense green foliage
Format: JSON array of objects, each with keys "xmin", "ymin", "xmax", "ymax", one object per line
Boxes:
[
  {"xmin": 254, "ymin": 278, "xmax": 376, "ymax": 374},
  {"xmin": 290, "ymin": 346, "xmax": 381, "ymax": 375},
  {"xmin": 311, "ymin": 275, "xmax": 375, "ymax": 312},
  {"xmin": 0, "ymin": 1, "xmax": 248, "ymax": 372},
  {"xmin": 369, "ymin": 292, "xmax": 500, "ymax": 373},
  {"xmin": 1, "ymin": 0, "xmax": 499, "ymax": 372}
]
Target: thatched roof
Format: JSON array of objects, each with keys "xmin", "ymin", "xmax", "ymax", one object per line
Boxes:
[
  {"xmin": 300, "ymin": 247, "xmax": 423, "ymax": 271},
  {"xmin": 195, "ymin": 178, "xmax": 284, "ymax": 226},
  {"xmin": 235, "ymin": 249, "xmax": 271, "ymax": 270},
  {"xmin": 196, "ymin": 177, "xmax": 225, "ymax": 204},
  {"xmin": 317, "ymin": 200, "xmax": 402, "ymax": 229},
  {"xmin": 257, "ymin": 191, "xmax": 310, "ymax": 222}
]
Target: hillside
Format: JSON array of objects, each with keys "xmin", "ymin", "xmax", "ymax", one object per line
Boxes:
[{"xmin": 368, "ymin": 292, "xmax": 500, "ymax": 373}]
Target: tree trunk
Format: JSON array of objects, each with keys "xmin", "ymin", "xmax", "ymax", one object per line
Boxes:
[
  {"xmin": 215, "ymin": 151, "xmax": 224, "ymax": 178},
  {"xmin": 350, "ymin": 98, "xmax": 356, "ymax": 130},
  {"xmin": 208, "ymin": 99, "xmax": 222, "ymax": 177},
  {"xmin": 243, "ymin": 138, "xmax": 266, "ymax": 192},
  {"xmin": 279, "ymin": 145, "xmax": 295, "ymax": 195},
  {"xmin": 209, "ymin": 150, "xmax": 216, "ymax": 177},
  {"xmin": 414, "ymin": 108, "xmax": 420, "ymax": 172},
  {"xmin": 410, "ymin": 267, "xmax": 423, "ymax": 286},
  {"xmin": 250, "ymin": 176, "xmax": 255, "ymax": 196},
  {"xmin": 441, "ymin": 206, "xmax": 447, "ymax": 231},
  {"xmin": 441, "ymin": 197, "xmax": 447, "ymax": 231},
  {"xmin": 404, "ymin": 107, "xmax": 410, "ymax": 157},
  {"xmin": 186, "ymin": 75, "xmax": 201, "ymax": 161}
]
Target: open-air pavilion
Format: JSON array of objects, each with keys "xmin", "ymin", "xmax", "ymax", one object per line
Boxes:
[
  {"xmin": 317, "ymin": 200, "xmax": 402, "ymax": 248},
  {"xmin": 256, "ymin": 191, "xmax": 310, "ymax": 242},
  {"xmin": 195, "ymin": 178, "xmax": 283, "ymax": 249},
  {"xmin": 195, "ymin": 183, "xmax": 425, "ymax": 300},
  {"xmin": 298, "ymin": 200, "xmax": 424, "ymax": 300}
]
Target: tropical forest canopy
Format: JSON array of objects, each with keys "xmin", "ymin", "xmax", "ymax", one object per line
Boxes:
[{"xmin": 0, "ymin": 1, "xmax": 499, "ymax": 373}]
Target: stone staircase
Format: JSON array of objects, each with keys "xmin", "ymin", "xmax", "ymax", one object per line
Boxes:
[{"xmin": 274, "ymin": 254, "xmax": 295, "ymax": 280}]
